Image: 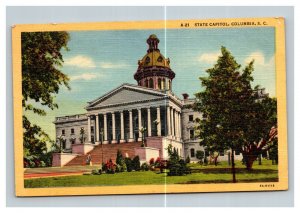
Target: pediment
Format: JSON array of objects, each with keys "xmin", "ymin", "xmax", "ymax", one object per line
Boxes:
[{"xmin": 86, "ymin": 84, "xmax": 166, "ymax": 110}]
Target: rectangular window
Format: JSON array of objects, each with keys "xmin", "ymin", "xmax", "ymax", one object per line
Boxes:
[
  {"xmin": 62, "ymin": 129, "xmax": 65, "ymax": 135},
  {"xmin": 189, "ymin": 129, "xmax": 194, "ymax": 140},
  {"xmin": 190, "ymin": 148, "xmax": 195, "ymax": 158},
  {"xmin": 189, "ymin": 115, "xmax": 193, "ymax": 122},
  {"xmin": 91, "ymin": 126, "xmax": 94, "ymax": 133},
  {"xmin": 71, "ymin": 128, "xmax": 75, "ymax": 134},
  {"xmin": 220, "ymin": 150, "xmax": 224, "ymax": 156}
]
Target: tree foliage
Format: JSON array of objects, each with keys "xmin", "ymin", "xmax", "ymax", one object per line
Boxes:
[
  {"xmin": 166, "ymin": 144, "xmax": 190, "ymax": 176},
  {"xmin": 194, "ymin": 47, "xmax": 277, "ymax": 181},
  {"xmin": 22, "ymin": 31, "xmax": 70, "ymax": 167}
]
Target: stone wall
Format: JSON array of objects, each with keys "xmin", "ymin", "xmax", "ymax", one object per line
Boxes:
[{"xmin": 52, "ymin": 153, "xmax": 79, "ymax": 167}]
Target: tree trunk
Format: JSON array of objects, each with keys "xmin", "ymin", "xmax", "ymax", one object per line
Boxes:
[
  {"xmin": 258, "ymin": 154, "xmax": 262, "ymax": 165},
  {"xmin": 245, "ymin": 155, "xmax": 256, "ymax": 170},
  {"xmin": 214, "ymin": 156, "xmax": 218, "ymax": 166},
  {"xmin": 231, "ymin": 150, "xmax": 236, "ymax": 183}
]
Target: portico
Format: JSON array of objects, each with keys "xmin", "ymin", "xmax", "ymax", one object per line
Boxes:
[{"xmin": 87, "ymin": 102, "xmax": 182, "ymax": 145}]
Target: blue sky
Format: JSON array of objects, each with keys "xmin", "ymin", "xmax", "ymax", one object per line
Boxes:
[{"xmin": 25, "ymin": 27, "xmax": 276, "ymax": 141}]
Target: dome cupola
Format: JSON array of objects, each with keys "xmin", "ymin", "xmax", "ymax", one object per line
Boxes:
[{"xmin": 134, "ymin": 34, "xmax": 175, "ymax": 91}]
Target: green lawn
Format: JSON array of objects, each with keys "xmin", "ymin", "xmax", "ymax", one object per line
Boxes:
[{"xmin": 24, "ymin": 159, "xmax": 278, "ymax": 188}]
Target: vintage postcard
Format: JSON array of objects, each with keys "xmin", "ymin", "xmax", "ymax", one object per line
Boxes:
[{"xmin": 12, "ymin": 17, "xmax": 288, "ymax": 196}]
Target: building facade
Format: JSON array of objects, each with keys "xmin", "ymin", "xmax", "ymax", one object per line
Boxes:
[{"xmin": 53, "ymin": 34, "xmax": 243, "ymax": 166}]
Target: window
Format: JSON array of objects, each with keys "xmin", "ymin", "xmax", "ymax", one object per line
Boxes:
[
  {"xmin": 62, "ymin": 129, "xmax": 65, "ymax": 135},
  {"xmin": 91, "ymin": 126, "xmax": 94, "ymax": 133},
  {"xmin": 158, "ymin": 78, "xmax": 162, "ymax": 89},
  {"xmin": 157, "ymin": 56, "xmax": 163, "ymax": 62},
  {"xmin": 220, "ymin": 150, "xmax": 224, "ymax": 156},
  {"xmin": 190, "ymin": 148, "xmax": 195, "ymax": 158},
  {"xmin": 149, "ymin": 78, "xmax": 154, "ymax": 88},
  {"xmin": 145, "ymin": 56, "xmax": 150, "ymax": 64},
  {"xmin": 161, "ymin": 78, "xmax": 165, "ymax": 89},
  {"xmin": 189, "ymin": 129, "xmax": 194, "ymax": 140},
  {"xmin": 189, "ymin": 115, "xmax": 194, "ymax": 122},
  {"xmin": 145, "ymin": 79, "xmax": 149, "ymax": 87},
  {"xmin": 71, "ymin": 128, "xmax": 75, "ymax": 134}
]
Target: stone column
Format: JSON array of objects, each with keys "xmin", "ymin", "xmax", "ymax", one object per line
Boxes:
[
  {"xmin": 95, "ymin": 114, "xmax": 100, "ymax": 144},
  {"xmin": 167, "ymin": 106, "xmax": 171, "ymax": 136},
  {"xmin": 103, "ymin": 113, "xmax": 108, "ymax": 144},
  {"xmin": 129, "ymin": 110, "xmax": 134, "ymax": 142},
  {"xmin": 156, "ymin": 107, "xmax": 161, "ymax": 136},
  {"xmin": 120, "ymin": 111, "xmax": 125, "ymax": 143},
  {"xmin": 111, "ymin": 112, "xmax": 117, "ymax": 143},
  {"xmin": 170, "ymin": 107, "xmax": 174, "ymax": 138},
  {"xmin": 174, "ymin": 110, "xmax": 177, "ymax": 139},
  {"xmin": 178, "ymin": 112, "xmax": 182, "ymax": 140},
  {"xmin": 87, "ymin": 115, "xmax": 91, "ymax": 143},
  {"xmin": 175, "ymin": 111, "xmax": 179, "ymax": 139},
  {"xmin": 138, "ymin": 108, "xmax": 142, "ymax": 140},
  {"xmin": 147, "ymin": 107, "xmax": 152, "ymax": 137}
]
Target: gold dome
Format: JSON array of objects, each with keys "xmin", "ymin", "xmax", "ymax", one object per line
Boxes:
[{"xmin": 138, "ymin": 51, "xmax": 170, "ymax": 68}]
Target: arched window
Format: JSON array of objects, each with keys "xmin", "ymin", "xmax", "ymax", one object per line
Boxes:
[
  {"xmin": 161, "ymin": 78, "xmax": 165, "ymax": 89},
  {"xmin": 158, "ymin": 78, "xmax": 162, "ymax": 89},
  {"xmin": 157, "ymin": 56, "xmax": 163, "ymax": 62},
  {"xmin": 149, "ymin": 78, "xmax": 154, "ymax": 88},
  {"xmin": 145, "ymin": 79, "xmax": 149, "ymax": 87},
  {"xmin": 145, "ymin": 56, "xmax": 150, "ymax": 64},
  {"xmin": 190, "ymin": 148, "xmax": 195, "ymax": 158}
]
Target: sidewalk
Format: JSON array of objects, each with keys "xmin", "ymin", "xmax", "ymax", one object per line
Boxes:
[{"xmin": 24, "ymin": 165, "xmax": 99, "ymax": 179}]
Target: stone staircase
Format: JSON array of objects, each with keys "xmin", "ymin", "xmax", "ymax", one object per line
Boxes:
[{"xmin": 65, "ymin": 142, "xmax": 142, "ymax": 166}]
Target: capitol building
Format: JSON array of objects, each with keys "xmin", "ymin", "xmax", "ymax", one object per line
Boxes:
[{"xmin": 52, "ymin": 34, "xmax": 242, "ymax": 167}]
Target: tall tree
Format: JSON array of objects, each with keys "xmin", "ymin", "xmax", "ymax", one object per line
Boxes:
[
  {"xmin": 194, "ymin": 46, "xmax": 277, "ymax": 182},
  {"xmin": 22, "ymin": 31, "xmax": 70, "ymax": 167}
]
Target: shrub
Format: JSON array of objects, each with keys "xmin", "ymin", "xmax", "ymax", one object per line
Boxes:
[
  {"xmin": 39, "ymin": 161, "xmax": 46, "ymax": 167},
  {"xmin": 154, "ymin": 157, "xmax": 161, "ymax": 166},
  {"xmin": 196, "ymin": 150, "xmax": 205, "ymax": 164},
  {"xmin": 116, "ymin": 149, "xmax": 123, "ymax": 165},
  {"xmin": 166, "ymin": 144, "xmax": 190, "ymax": 176},
  {"xmin": 132, "ymin": 156, "xmax": 141, "ymax": 171},
  {"xmin": 185, "ymin": 156, "xmax": 190, "ymax": 164},
  {"xmin": 103, "ymin": 159, "xmax": 116, "ymax": 174},
  {"xmin": 149, "ymin": 158, "xmax": 155, "ymax": 166},
  {"xmin": 116, "ymin": 159, "xmax": 127, "ymax": 173},
  {"xmin": 92, "ymin": 169, "xmax": 101, "ymax": 175},
  {"xmin": 141, "ymin": 162, "xmax": 150, "ymax": 171},
  {"xmin": 124, "ymin": 157, "xmax": 133, "ymax": 172}
]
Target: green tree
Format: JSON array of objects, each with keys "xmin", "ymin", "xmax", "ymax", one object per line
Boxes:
[
  {"xmin": 116, "ymin": 149, "xmax": 123, "ymax": 165},
  {"xmin": 196, "ymin": 150, "xmax": 204, "ymax": 164},
  {"xmin": 242, "ymin": 97, "xmax": 277, "ymax": 169},
  {"xmin": 194, "ymin": 47, "xmax": 277, "ymax": 182},
  {"xmin": 167, "ymin": 144, "xmax": 190, "ymax": 176},
  {"xmin": 22, "ymin": 32, "xmax": 70, "ymax": 166}
]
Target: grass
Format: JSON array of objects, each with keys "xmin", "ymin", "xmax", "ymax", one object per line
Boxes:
[{"xmin": 24, "ymin": 159, "xmax": 278, "ymax": 188}]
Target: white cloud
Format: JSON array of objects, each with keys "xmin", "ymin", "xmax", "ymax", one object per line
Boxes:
[
  {"xmin": 245, "ymin": 52, "xmax": 267, "ymax": 65},
  {"xmin": 244, "ymin": 52, "xmax": 275, "ymax": 72},
  {"xmin": 99, "ymin": 62, "xmax": 128, "ymax": 69},
  {"xmin": 244, "ymin": 52, "xmax": 275, "ymax": 97},
  {"xmin": 64, "ymin": 55, "xmax": 96, "ymax": 68},
  {"xmin": 198, "ymin": 52, "xmax": 221, "ymax": 64},
  {"xmin": 70, "ymin": 73, "xmax": 99, "ymax": 81}
]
